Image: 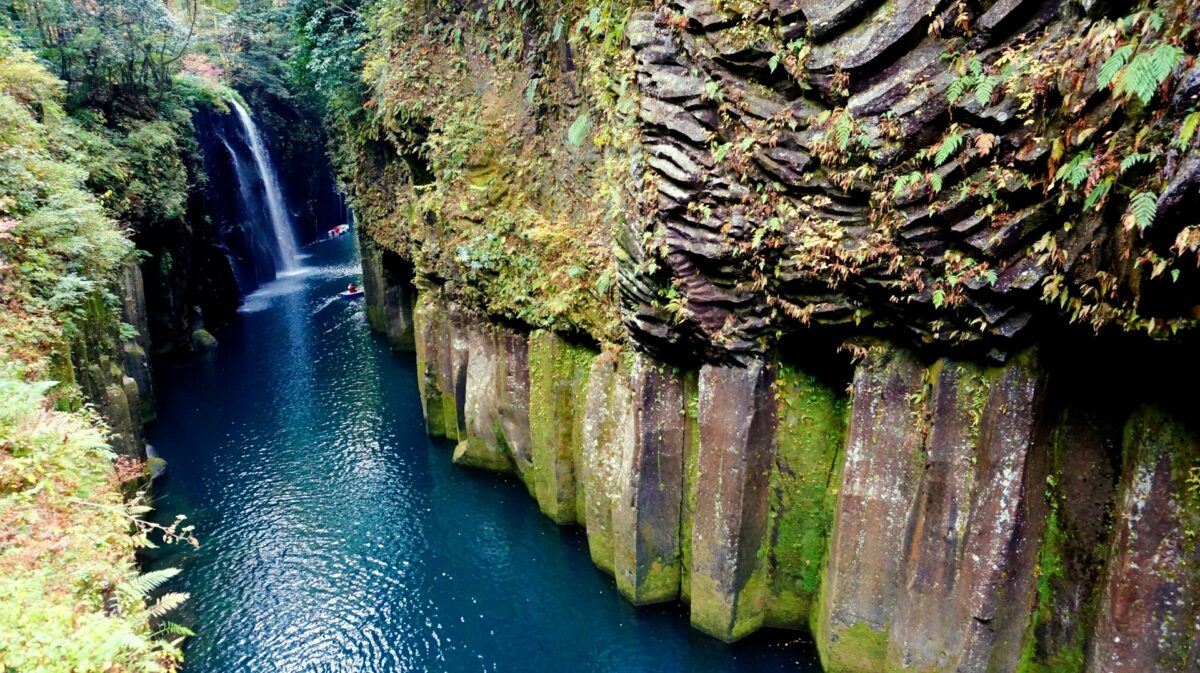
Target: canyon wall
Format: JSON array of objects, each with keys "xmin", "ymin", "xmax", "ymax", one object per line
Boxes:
[
  {"xmin": 344, "ymin": 0, "xmax": 1200, "ymax": 670},
  {"xmin": 360, "ymin": 272, "xmax": 1198, "ymax": 672}
]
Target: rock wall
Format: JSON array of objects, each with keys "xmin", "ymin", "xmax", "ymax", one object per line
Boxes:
[{"xmin": 368, "ymin": 271, "xmax": 1199, "ymax": 673}]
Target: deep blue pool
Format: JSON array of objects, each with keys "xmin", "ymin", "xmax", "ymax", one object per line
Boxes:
[{"xmin": 145, "ymin": 234, "xmax": 820, "ymax": 672}]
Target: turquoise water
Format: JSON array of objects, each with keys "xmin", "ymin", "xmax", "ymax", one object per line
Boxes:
[{"xmin": 145, "ymin": 235, "xmax": 820, "ymax": 672}]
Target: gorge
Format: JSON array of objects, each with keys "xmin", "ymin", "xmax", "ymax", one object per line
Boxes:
[{"xmin": 1, "ymin": 0, "xmax": 1199, "ymax": 672}]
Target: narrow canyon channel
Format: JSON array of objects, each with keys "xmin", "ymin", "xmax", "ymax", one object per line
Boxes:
[{"xmin": 143, "ymin": 234, "xmax": 819, "ymax": 672}]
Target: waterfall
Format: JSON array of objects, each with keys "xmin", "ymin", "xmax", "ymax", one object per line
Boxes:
[{"xmin": 229, "ymin": 100, "xmax": 300, "ymax": 272}]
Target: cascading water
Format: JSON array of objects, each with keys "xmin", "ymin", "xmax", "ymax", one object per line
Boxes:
[{"xmin": 229, "ymin": 100, "xmax": 301, "ymax": 273}]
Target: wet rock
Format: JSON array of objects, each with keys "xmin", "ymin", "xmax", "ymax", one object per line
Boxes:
[
  {"xmin": 528, "ymin": 331, "xmax": 596, "ymax": 524},
  {"xmin": 690, "ymin": 360, "xmax": 777, "ymax": 641},
  {"xmin": 496, "ymin": 328, "xmax": 534, "ymax": 491},
  {"xmin": 191, "ymin": 328, "xmax": 218, "ymax": 351},
  {"xmin": 615, "ymin": 353, "xmax": 687, "ymax": 604},
  {"xmin": 580, "ymin": 355, "xmax": 634, "ymax": 574},
  {"xmin": 763, "ymin": 366, "xmax": 845, "ymax": 629},
  {"xmin": 360, "ymin": 234, "xmax": 417, "ymax": 352},
  {"xmin": 817, "ymin": 345, "xmax": 925, "ymax": 673},
  {"xmin": 453, "ymin": 321, "xmax": 516, "ymax": 474},
  {"xmin": 1086, "ymin": 407, "xmax": 1200, "ymax": 673},
  {"xmin": 413, "ymin": 292, "xmax": 448, "ymax": 437},
  {"xmin": 886, "ymin": 360, "xmax": 988, "ymax": 671}
]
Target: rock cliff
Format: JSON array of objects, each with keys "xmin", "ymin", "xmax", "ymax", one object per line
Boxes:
[{"xmin": 344, "ymin": 0, "xmax": 1200, "ymax": 670}]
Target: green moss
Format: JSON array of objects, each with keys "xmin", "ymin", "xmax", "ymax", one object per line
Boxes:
[
  {"xmin": 764, "ymin": 365, "xmax": 846, "ymax": 629},
  {"xmin": 528, "ymin": 330, "xmax": 595, "ymax": 524},
  {"xmin": 820, "ymin": 621, "xmax": 890, "ymax": 673},
  {"xmin": 452, "ymin": 437, "xmax": 516, "ymax": 474},
  {"xmin": 679, "ymin": 370, "xmax": 700, "ymax": 603},
  {"xmin": 412, "ymin": 293, "xmax": 447, "ymax": 437},
  {"xmin": 689, "ymin": 568, "xmax": 767, "ymax": 642}
]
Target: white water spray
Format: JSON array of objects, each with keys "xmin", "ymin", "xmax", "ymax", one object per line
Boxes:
[{"xmin": 229, "ymin": 100, "xmax": 300, "ymax": 272}]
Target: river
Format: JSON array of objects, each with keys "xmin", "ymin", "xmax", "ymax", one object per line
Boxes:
[{"xmin": 145, "ymin": 233, "xmax": 820, "ymax": 672}]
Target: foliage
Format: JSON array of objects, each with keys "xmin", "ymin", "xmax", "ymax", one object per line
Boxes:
[{"xmin": 0, "ymin": 32, "xmax": 192, "ymax": 672}]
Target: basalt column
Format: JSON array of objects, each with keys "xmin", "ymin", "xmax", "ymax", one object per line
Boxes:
[{"xmin": 689, "ymin": 360, "xmax": 777, "ymax": 642}]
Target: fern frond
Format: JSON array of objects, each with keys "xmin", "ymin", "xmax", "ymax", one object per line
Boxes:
[
  {"xmin": 975, "ymin": 76, "xmax": 998, "ymax": 106},
  {"xmin": 1119, "ymin": 152, "xmax": 1157, "ymax": 173},
  {"xmin": 566, "ymin": 112, "xmax": 592, "ymax": 148},
  {"xmin": 1173, "ymin": 111, "xmax": 1200, "ymax": 151},
  {"xmin": 147, "ymin": 592, "xmax": 190, "ymax": 619},
  {"xmin": 1128, "ymin": 190, "xmax": 1159, "ymax": 230},
  {"xmin": 1119, "ymin": 44, "xmax": 1183, "ymax": 105},
  {"xmin": 1097, "ymin": 44, "xmax": 1133, "ymax": 90},
  {"xmin": 1083, "ymin": 176, "xmax": 1114, "ymax": 211},
  {"xmin": 161, "ymin": 621, "xmax": 196, "ymax": 637},
  {"xmin": 120, "ymin": 568, "xmax": 180, "ymax": 598},
  {"xmin": 934, "ymin": 131, "xmax": 964, "ymax": 165}
]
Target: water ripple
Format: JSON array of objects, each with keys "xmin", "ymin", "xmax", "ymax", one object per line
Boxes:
[{"xmin": 146, "ymin": 236, "xmax": 818, "ymax": 672}]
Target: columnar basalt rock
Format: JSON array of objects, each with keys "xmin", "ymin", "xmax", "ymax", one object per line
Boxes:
[
  {"xmin": 412, "ymin": 292, "xmax": 448, "ymax": 438},
  {"xmin": 496, "ymin": 328, "xmax": 534, "ymax": 490},
  {"xmin": 763, "ymin": 365, "xmax": 844, "ymax": 630},
  {"xmin": 453, "ymin": 321, "xmax": 516, "ymax": 473},
  {"xmin": 817, "ymin": 346, "xmax": 926, "ymax": 672},
  {"xmin": 614, "ymin": 354, "xmax": 688, "ymax": 605},
  {"xmin": 360, "ymin": 233, "xmax": 417, "ymax": 352},
  {"xmin": 579, "ymin": 356, "xmax": 635, "ymax": 574},
  {"xmin": 374, "ymin": 269, "xmax": 1199, "ymax": 673},
  {"xmin": 1087, "ymin": 407, "xmax": 1200, "ymax": 673},
  {"xmin": 689, "ymin": 360, "xmax": 778, "ymax": 642},
  {"xmin": 528, "ymin": 330, "xmax": 597, "ymax": 525}
]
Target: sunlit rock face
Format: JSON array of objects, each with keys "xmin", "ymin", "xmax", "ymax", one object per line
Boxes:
[{"xmin": 620, "ymin": 0, "xmax": 1200, "ymax": 364}]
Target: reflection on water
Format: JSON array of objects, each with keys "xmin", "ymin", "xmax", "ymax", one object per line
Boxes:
[{"xmin": 146, "ymin": 234, "xmax": 821, "ymax": 672}]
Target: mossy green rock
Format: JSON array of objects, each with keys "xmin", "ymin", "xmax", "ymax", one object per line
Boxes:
[
  {"xmin": 689, "ymin": 361, "xmax": 776, "ymax": 642},
  {"xmin": 1086, "ymin": 406, "xmax": 1200, "ymax": 673},
  {"xmin": 614, "ymin": 354, "xmax": 687, "ymax": 605},
  {"xmin": 763, "ymin": 365, "xmax": 845, "ymax": 629},
  {"xmin": 413, "ymin": 292, "xmax": 448, "ymax": 437},
  {"xmin": 579, "ymin": 356, "xmax": 633, "ymax": 574},
  {"xmin": 817, "ymin": 345, "xmax": 925, "ymax": 672},
  {"xmin": 527, "ymin": 330, "xmax": 595, "ymax": 524}
]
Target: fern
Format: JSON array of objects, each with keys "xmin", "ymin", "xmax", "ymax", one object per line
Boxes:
[
  {"xmin": 147, "ymin": 592, "xmax": 190, "ymax": 619},
  {"xmin": 1119, "ymin": 152, "xmax": 1157, "ymax": 173},
  {"xmin": 566, "ymin": 112, "xmax": 592, "ymax": 148},
  {"xmin": 1128, "ymin": 190, "xmax": 1159, "ymax": 230},
  {"xmin": 1053, "ymin": 151, "xmax": 1091, "ymax": 189},
  {"xmin": 1119, "ymin": 44, "xmax": 1183, "ymax": 105},
  {"xmin": 934, "ymin": 130, "xmax": 965, "ymax": 165},
  {"xmin": 120, "ymin": 568, "xmax": 180, "ymax": 598},
  {"xmin": 161, "ymin": 621, "xmax": 196, "ymax": 637},
  {"xmin": 1096, "ymin": 44, "xmax": 1133, "ymax": 90},
  {"xmin": 975, "ymin": 76, "xmax": 998, "ymax": 107},
  {"xmin": 1083, "ymin": 176, "xmax": 1113, "ymax": 211},
  {"xmin": 893, "ymin": 171, "xmax": 923, "ymax": 197},
  {"xmin": 1173, "ymin": 111, "xmax": 1200, "ymax": 150}
]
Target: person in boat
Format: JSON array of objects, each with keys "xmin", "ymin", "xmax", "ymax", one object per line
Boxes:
[{"xmin": 347, "ymin": 282, "xmax": 358, "ymax": 294}]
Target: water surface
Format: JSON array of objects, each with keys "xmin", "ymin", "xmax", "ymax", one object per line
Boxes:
[{"xmin": 146, "ymin": 235, "xmax": 821, "ymax": 672}]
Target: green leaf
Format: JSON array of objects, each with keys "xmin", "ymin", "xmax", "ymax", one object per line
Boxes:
[
  {"xmin": 566, "ymin": 112, "xmax": 592, "ymax": 148},
  {"xmin": 768, "ymin": 52, "xmax": 781, "ymax": 73},
  {"xmin": 1083, "ymin": 176, "xmax": 1113, "ymax": 211},
  {"xmin": 120, "ymin": 568, "xmax": 181, "ymax": 598},
  {"xmin": 525, "ymin": 78, "xmax": 540, "ymax": 105},
  {"xmin": 1173, "ymin": 111, "xmax": 1200, "ymax": 151},
  {"xmin": 1097, "ymin": 44, "xmax": 1133, "ymax": 90},
  {"xmin": 1119, "ymin": 152, "xmax": 1157, "ymax": 173},
  {"xmin": 1119, "ymin": 44, "xmax": 1183, "ymax": 105},
  {"xmin": 934, "ymin": 131, "xmax": 964, "ymax": 165},
  {"xmin": 1128, "ymin": 190, "xmax": 1159, "ymax": 230}
]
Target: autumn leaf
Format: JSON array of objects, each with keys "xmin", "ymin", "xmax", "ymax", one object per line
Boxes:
[{"xmin": 975, "ymin": 133, "xmax": 997, "ymax": 157}]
